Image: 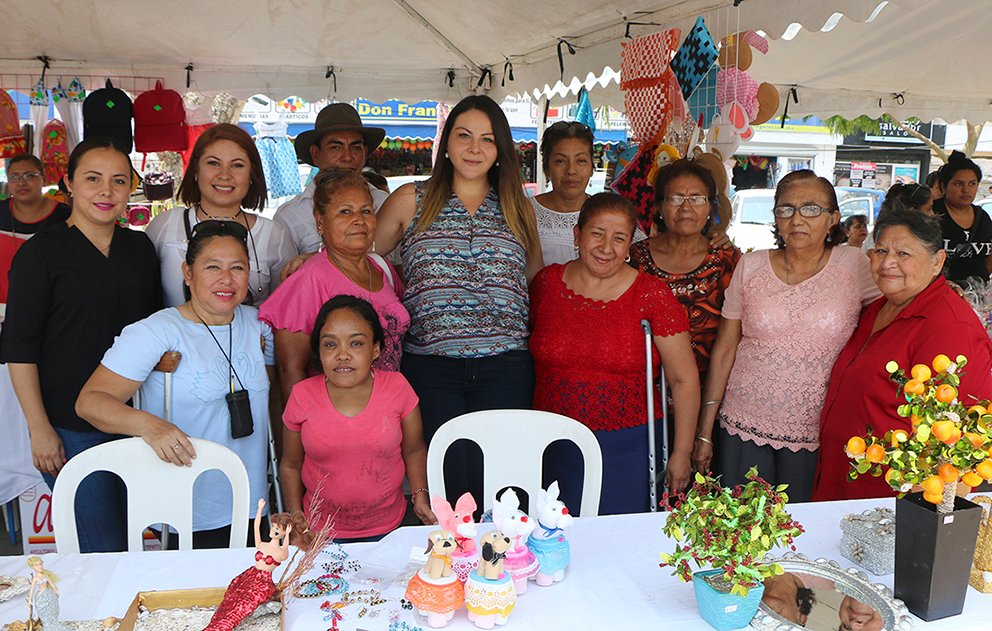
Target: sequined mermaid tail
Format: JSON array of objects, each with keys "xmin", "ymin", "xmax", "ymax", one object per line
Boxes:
[
  {"xmin": 33, "ymin": 588, "xmax": 69, "ymax": 631},
  {"xmin": 203, "ymin": 567, "xmax": 276, "ymax": 631}
]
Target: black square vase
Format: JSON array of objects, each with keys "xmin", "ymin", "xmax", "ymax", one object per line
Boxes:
[{"xmin": 894, "ymin": 492, "xmax": 982, "ymax": 621}]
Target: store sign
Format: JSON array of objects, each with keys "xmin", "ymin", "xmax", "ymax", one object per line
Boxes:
[
  {"xmin": 864, "ymin": 121, "xmax": 934, "ymax": 144},
  {"xmin": 19, "ymin": 482, "xmax": 56, "ymax": 554},
  {"xmin": 849, "ymin": 161, "xmax": 878, "ymax": 188},
  {"xmin": 353, "ymin": 98, "xmax": 437, "ymax": 122}
]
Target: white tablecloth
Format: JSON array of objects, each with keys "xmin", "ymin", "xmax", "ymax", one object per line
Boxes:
[{"xmin": 0, "ymin": 497, "xmax": 989, "ymax": 630}]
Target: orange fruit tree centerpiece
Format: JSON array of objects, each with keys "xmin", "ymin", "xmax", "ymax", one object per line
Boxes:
[{"xmin": 845, "ymin": 354, "xmax": 992, "ymax": 513}]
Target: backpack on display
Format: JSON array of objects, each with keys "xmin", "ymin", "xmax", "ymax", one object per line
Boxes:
[
  {"xmin": 83, "ymin": 79, "xmax": 133, "ymax": 152},
  {"xmin": 41, "ymin": 119, "xmax": 69, "ymax": 185},
  {"xmin": 133, "ymin": 81, "xmax": 188, "ymax": 152},
  {"xmin": 0, "ymin": 90, "xmax": 27, "ymax": 158}
]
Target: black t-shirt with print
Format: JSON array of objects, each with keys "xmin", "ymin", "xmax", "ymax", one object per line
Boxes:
[{"xmin": 934, "ymin": 198, "xmax": 992, "ymax": 282}]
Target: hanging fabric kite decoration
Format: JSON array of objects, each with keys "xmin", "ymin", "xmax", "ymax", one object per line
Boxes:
[
  {"xmin": 620, "ymin": 28, "xmax": 680, "ymax": 145},
  {"xmin": 670, "ymin": 17, "xmax": 720, "ymax": 103},
  {"xmin": 575, "ymin": 88, "xmax": 597, "ymax": 132}
]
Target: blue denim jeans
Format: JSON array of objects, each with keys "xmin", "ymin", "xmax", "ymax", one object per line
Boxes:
[
  {"xmin": 401, "ymin": 350, "xmax": 534, "ymax": 509},
  {"xmin": 43, "ymin": 428, "xmax": 128, "ymax": 553}
]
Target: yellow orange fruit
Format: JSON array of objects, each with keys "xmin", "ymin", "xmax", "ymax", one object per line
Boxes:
[
  {"xmin": 932, "ymin": 421, "xmax": 956, "ymax": 443},
  {"xmin": 911, "ymin": 364, "xmax": 932, "ymax": 382},
  {"xmin": 962, "ymin": 471, "xmax": 983, "ymax": 488},
  {"xmin": 923, "ymin": 491, "xmax": 944, "ymax": 505},
  {"xmin": 885, "ymin": 360, "xmax": 899, "ymax": 374},
  {"xmin": 938, "ymin": 463, "xmax": 960, "ymax": 483},
  {"xmin": 932, "ymin": 354, "xmax": 952, "ymax": 374},
  {"xmin": 976, "ymin": 459, "xmax": 992, "ymax": 480},
  {"xmin": 968, "ymin": 405, "xmax": 989, "ymax": 418},
  {"xmin": 885, "ymin": 469, "xmax": 902, "ymax": 487},
  {"xmin": 935, "ymin": 384, "xmax": 958, "ymax": 403},
  {"xmin": 964, "ymin": 432, "xmax": 984, "ymax": 449},
  {"xmin": 903, "ymin": 379, "xmax": 926, "ymax": 397},
  {"xmin": 846, "ymin": 436, "xmax": 867, "ymax": 455},
  {"xmin": 911, "ymin": 414, "xmax": 925, "ymax": 427},
  {"xmin": 890, "ymin": 429, "xmax": 910, "ymax": 446},
  {"xmin": 866, "ymin": 444, "xmax": 886, "ymax": 464},
  {"xmin": 921, "ymin": 475, "xmax": 943, "ymax": 495}
]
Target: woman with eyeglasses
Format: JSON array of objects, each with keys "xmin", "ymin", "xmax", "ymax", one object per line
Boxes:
[
  {"xmin": 1, "ymin": 154, "xmax": 71, "ymax": 303},
  {"xmin": 532, "ymin": 121, "xmax": 646, "ymax": 265},
  {"xmin": 813, "ymin": 209, "xmax": 992, "ymax": 501},
  {"xmin": 259, "ymin": 170, "xmax": 408, "ymax": 401},
  {"xmin": 77, "ymin": 220, "xmax": 274, "ymax": 548},
  {"xmin": 930, "ymin": 151, "xmax": 992, "ymax": 282},
  {"xmin": 145, "ymin": 123, "xmax": 295, "ymax": 307},
  {"xmin": 693, "ymin": 170, "xmax": 881, "ymax": 499},
  {"xmin": 1, "ymin": 139, "xmax": 162, "ymax": 552}
]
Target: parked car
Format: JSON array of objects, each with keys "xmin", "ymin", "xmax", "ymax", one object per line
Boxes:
[
  {"xmin": 727, "ymin": 187, "xmax": 880, "ymax": 252},
  {"xmin": 977, "ymin": 198, "xmax": 992, "ymax": 217},
  {"xmin": 835, "ymin": 186, "xmax": 886, "ymax": 220}
]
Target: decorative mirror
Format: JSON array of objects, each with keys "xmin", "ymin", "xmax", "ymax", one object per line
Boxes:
[{"xmin": 750, "ymin": 553, "xmax": 913, "ymax": 630}]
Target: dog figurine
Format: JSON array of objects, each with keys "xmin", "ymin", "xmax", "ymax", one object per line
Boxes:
[
  {"xmin": 492, "ymin": 488, "xmax": 539, "ymax": 594},
  {"xmin": 431, "ymin": 493, "xmax": 480, "ymax": 582},
  {"xmin": 465, "ymin": 530, "xmax": 516, "ymax": 629},
  {"xmin": 527, "ymin": 481, "xmax": 574, "ymax": 586},
  {"xmin": 404, "ymin": 530, "xmax": 465, "ymax": 628}
]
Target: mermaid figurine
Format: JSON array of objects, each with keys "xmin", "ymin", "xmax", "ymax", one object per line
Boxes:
[
  {"xmin": 27, "ymin": 555, "xmax": 68, "ymax": 631},
  {"xmin": 204, "ymin": 499, "xmax": 298, "ymax": 631}
]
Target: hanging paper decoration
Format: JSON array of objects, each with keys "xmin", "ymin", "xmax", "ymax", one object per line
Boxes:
[
  {"xmin": 670, "ymin": 17, "xmax": 719, "ymax": 102},
  {"xmin": 52, "ymin": 78, "xmax": 86, "ymax": 152},
  {"xmin": 0, "ymin": 91, "xmax": 26, "ymax": 158},
  {"xmin": 575, "ymin": 88, "xmax": 597, "ymax": 132},
  {"xmin": 40, "ymin": 119, "xmax": 68, "ymax": 185},
  {"xmin": 620, "ymin": 28, "xmax": 681, "ymax": 145},
  {"xmin": 29, "ymin": 78, "xmax": 49, "ymax": 159}
]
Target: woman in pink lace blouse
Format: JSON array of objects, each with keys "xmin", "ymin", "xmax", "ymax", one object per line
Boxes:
[{"xmin": 693, "ymin": 171, "xmax": 881, "ymax": 501}]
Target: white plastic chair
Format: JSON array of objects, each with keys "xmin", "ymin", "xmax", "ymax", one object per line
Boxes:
[
  {"xmin": 426, "ymin": 410, "xmax": 603, "ymax": 517},
  {"xmin": 52, "ymin": 437, "xmax": 250, "ymax": 553}
]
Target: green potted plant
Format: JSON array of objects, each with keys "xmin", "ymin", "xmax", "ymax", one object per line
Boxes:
[
  {"xmin": 659, "ymin": 467, "xmax": 804, "ymax": 631},
  {"xmin": 845, "ymin": 353, "xmax": 990, "ymax": 621}
]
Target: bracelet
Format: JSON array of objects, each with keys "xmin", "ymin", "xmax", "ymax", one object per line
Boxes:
[
  {"xmin": 410, "ymin": 487, "xmax": 429, "ymax": 504},
  {"xmin": 695, "ymin": 435, "xmax": 713, "ymax": 445},
  {"xmin": 702, "ymin": 400, "xmax": 722, "ymax": 407}
]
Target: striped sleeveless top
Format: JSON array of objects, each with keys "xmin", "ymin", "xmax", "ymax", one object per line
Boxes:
[{"xmin": 399, "ymin": 183, "xmax": 529, "ymax": 358}]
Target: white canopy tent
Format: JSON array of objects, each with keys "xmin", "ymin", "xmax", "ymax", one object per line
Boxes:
[{"xmin": 2, "ymin": 0, "xmax": 932, "ymax": 114}]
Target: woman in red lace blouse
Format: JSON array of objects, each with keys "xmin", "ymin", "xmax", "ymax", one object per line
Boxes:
[{"xmin": 530, "ymin": 193, "xmax": 700, "ymax": 514}]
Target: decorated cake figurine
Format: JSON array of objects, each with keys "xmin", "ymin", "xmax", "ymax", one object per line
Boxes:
[
  {"xmin": 404, "ymin": 530, "xmax": 466, "ymax": 628},
  {"xmin": 464, "ymin": 530, "xmax": 516, "ymax": 629},
  {"xmin": 204, "ymin": 499, "xmax": 299, "ymax": 631},
  {"xmin": 432, "ymin": 493, "xmax": 480, "ymax": 582},
  {"xmin": 27, "ymin": 556, "xmax": 68, "ymax": 631},
  {"xmin": 491, "ymin": 488, "xmax": 539, "ymax": 594},
  {"xmin": 527, "ymin": 481, "xmax": 574, "ymax": 586}
]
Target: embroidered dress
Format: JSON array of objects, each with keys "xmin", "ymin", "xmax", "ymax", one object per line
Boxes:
[
  {"xmin": 719, "ymin": 247, "xmax": 880, "ymax": 452},
  {"xmin": 629, "ymin": 241, "xmax": 740, "ymax": 379},
  {"xmin": 530, "ymin": 263, "xmax": 689, "ymax": 432},
  {"xmin": 253, "ymin": 120, "xmax": 303, "ymax": 198},
  {"xmin": 400, "ymin": 183, "xmax": 529, "ymax": 358}
]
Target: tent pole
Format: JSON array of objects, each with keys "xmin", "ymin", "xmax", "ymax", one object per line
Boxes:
[{"xmin": 536, "ymin": 96, "xmax": 548, "ymax": 193}]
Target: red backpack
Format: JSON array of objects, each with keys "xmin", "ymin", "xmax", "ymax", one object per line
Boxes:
[
  {"xmin": 0, "ymin": 90, "xmax": 26, "ymax": 159},
  {"xmin": 133, "ymin": 81, "xmax": 187, "ymax": 152}
]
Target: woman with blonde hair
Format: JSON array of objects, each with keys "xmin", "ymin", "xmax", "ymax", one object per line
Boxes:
[{"xmin": 374, "ymin": 95, "xmax": 542, "ymax": 502}]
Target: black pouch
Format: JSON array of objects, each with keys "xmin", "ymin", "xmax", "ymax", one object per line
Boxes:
[{"xmin": 227, "ymin": 389, "xmax": 254, "ymax": 438}]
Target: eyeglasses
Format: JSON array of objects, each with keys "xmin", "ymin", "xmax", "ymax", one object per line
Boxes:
[
  {"xmin": 662, "ymin": 195, "xmax": 711, "ymax": 208},
  {"xmin": 190, "ymin": 219, "xmax": 249, "ymax": 241},
  {"xmin": 772, "ymin": 205, "xmax": 835, "ymax": 218},
  {"xmin": 8, "ymin": 172, "xmax": 42, "ymax": 183}
]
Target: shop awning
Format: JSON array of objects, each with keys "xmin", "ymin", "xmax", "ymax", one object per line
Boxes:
[{"xmin": 241, "ymin": 123, "xmax": 627, "ymax": 145}]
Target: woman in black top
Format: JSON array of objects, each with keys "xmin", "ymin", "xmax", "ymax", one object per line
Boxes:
[
  {"xmin": 933, "ymin": 151, "xmax": 992, "ymax": 282},
  {"xmin": 1, "ymin": 138, "xmax": 161, "ymax": 552}
]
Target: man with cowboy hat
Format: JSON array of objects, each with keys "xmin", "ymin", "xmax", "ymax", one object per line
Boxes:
[{"xmin": 274, "ymin": 102, "xmax": 386, "ymax": 254}]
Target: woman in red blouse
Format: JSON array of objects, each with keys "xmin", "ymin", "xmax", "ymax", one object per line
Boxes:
[
  {"xmin": 530, "ymin": 193, "xmax": 700, "ymax": 514},
  {"xmin": 813, "ymin": 209, "xmax": 992, "ymax": 500}
]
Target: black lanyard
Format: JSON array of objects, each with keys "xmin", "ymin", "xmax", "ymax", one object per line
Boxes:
[{"xmin": 190, "ymin": 306, "xmax": 245, "ymax": 393}]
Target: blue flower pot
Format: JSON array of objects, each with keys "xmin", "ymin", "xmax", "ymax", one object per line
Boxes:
[{"xmin": 692, "ymin": 569, "xmax": 765, "ymax": 631}]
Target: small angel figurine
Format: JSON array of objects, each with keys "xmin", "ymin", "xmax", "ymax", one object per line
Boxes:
[
  {"xmin": 431, "ymin": 493, "xmax": 480, "ymax": 582},
  {"xmin": 204, "ymin": 499, "xmax": 296, "ymax": 631},
  {"xmin": 403, "ymin": 530, "xmax": 465, "ymax": 628},
  {"xmin": 491, "ymin": 488, "xmax": 538, "ymax": 594},
  {"xmin": 527, "ymin": 481, "xmax": 574, "ymax": 586},
  {"xmin": 464, "ymin": 531, "xmax": 516, "ymax": 629},
  {"xmin": 27, "ymin": 556, "xmax": 67, "ymax": 631}
]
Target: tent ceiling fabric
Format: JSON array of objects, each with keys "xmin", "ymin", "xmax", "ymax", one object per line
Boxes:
[{"xmin": 3, "ymin": 0, "xmax": 970, "ymax": 123}]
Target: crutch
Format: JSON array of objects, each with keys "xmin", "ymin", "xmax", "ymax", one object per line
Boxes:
[
  {"xmin": 267, "ymin": 419, "xmax": 284, "ymax": 514},
  {"xmin": 133, "ymin": 351, "xmax": 182, "ymax": 548},
  {"xmin": 642, "ymin": 320, "xmax": 670, "ymax": 512}
]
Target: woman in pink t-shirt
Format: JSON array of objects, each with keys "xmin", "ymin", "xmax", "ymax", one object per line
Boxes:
[{"xmin": 279, "ymin": 295, "xmax": 435, "ymax": 540}]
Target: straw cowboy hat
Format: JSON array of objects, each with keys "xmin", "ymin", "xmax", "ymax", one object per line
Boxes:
[{"xmin": 294, "ymin": 103, "xmax": 386, "ymax": 166}]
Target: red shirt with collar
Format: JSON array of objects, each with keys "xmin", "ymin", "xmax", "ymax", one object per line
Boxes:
[{"xmin": 813, "ymin": 277, "xmax": 992, "ymax": 501}]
